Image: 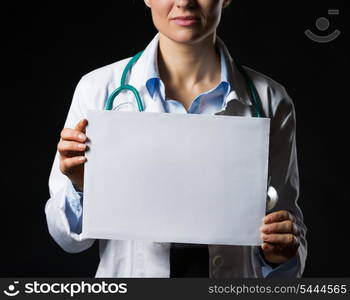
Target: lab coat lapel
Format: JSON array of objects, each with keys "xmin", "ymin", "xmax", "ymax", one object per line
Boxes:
[
  {"xmin": 124, "ymin": 83, "xmax": 165, "ymax": 113},
  {"xmin": 127, "ymin": 34, "xmax": 165, "ymax": 114}
]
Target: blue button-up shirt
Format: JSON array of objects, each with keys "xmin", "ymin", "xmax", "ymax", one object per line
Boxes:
[
  {"xmin": 64, "ymin": 42, "xmax": 297, "ymax": 277},
  {"xmin": 144, "ymin": 45, "xmax": 230, "ymax": 115}
]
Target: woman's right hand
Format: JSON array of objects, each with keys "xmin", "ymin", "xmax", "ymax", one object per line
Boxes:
[{"xmin": 58, "ymin": 119, "xmax": 88, "ymax": 192}]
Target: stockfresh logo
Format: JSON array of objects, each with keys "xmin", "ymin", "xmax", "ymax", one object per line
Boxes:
[
  {"xmin": 3, "ymin": 281, "xmax": 20, "ymax": 297},
  {"xmin": 3, "ymin": 280, "xmax": 127, "ymax": 297}
]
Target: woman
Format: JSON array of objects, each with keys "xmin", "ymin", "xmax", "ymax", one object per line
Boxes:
[{"xmin": 45, "ymin": 0, "xmax": 307, "ymax": 277}]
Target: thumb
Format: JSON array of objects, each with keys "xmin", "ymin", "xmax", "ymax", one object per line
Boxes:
[{"xmin": 75, "ymin": 119, "xmax": 88, "ymax": 133}]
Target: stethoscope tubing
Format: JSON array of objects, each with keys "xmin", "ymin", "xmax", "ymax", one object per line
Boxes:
[
  {"xmin": 104, "ymin": 50, "xmax": 264, "ymax": 118},
  {"xmin": 105, "ymin": 51, "xmax": 145, "ymax": 111}
]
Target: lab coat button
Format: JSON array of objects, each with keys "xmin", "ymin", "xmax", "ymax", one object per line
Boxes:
[{"xmin": 213, "ymin": 255, "xmax": 223, "ymax": 267}]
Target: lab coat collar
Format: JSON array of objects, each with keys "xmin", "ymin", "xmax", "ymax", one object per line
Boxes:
[
  {"xmin": 216, "ymin": 36, "xmax": 253, "ymax": 107},
  {"xmin": 142, "ymin": 34, "xmax": 230, "ymax": 102},
  {"xmin": 128, "ymin": 33, "xmax": 252, "ymax": 111}
]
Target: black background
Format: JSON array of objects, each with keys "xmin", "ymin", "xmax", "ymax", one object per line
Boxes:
[{"xmin": 1, "ymin": 1, "xmax": 349, "ymax": 277}]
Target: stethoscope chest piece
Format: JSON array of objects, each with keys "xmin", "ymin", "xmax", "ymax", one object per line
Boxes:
[{"xmin": 266, "ymin": 185, "xmax": 278, "ymax": 211}]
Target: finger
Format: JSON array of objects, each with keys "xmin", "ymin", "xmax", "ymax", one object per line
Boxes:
[
  {"xmin": 75, "ymin": 119, "xmax": 88, "ymax": 133},
  {"xmin": 261, "ymin": 243, "xmax": 288, "ymax": 257},
  {"xmin": 260, "ymin": 220, "xmax": 299, "ymax": 235},
  {"xmin": 60, "ymin": 156, "xmax": 86, "ymax": 174},
  {"xmin": 261, "ymin": 233, "xmax": 297, "ymax": 246},
  {"xmin": 261, "ymin": 242, "xmax": 275, "ymax": 252},
  {"xmin": 263, "ymin": 210, "xmax": 294, "ymax": 224},
  {"xmin": 58, "ymin": 140, "xmax": 86, "ymax": 157},
  {"xmin": 60, "ymin": 128, "xmax": 86, "ymax": 142}
]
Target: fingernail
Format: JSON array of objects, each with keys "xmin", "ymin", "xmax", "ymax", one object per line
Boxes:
[
  {"xmin": 78, "ymin": 134, "xmax": 86, "ymax": 141},
  {"xmin": 79, "ymin": 156, "xmax": 86, "ymax": 161},
  {"xmin": 78, "ymin": 143, "xmax": 85, "ymax": 149}
]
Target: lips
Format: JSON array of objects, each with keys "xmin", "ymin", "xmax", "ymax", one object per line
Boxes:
[{"xmin": 171, "ymin": 16, "xmax": 200, "ymax": 26}]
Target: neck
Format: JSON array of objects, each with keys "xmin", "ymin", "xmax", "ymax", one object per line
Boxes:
[{"xmin": 157, "ymin": 33, "xmax": 221, "ymax": 89}]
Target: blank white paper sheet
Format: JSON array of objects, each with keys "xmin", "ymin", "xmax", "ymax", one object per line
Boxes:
[{"xmin": 82, "ymin": 110, "xmax": 270, "ymax": 246}]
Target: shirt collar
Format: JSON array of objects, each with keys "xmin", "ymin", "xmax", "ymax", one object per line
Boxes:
[{"xmin": 128, "ymin": 33, "xmax": 252, "ymax": 107}]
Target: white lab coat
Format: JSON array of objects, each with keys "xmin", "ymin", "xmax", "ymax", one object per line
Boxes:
[{"xmin": 45, "ymin": 33, "xmax": 307, "ymax": 278}]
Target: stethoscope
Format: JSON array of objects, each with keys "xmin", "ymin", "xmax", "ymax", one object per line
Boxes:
[
  {"xmin": 104, "ymin": 50, "xmax": 278, "ymax": 210},
  {"xmin": 104, "ymin": 50, "xmax": 264, "ymax": 117}
]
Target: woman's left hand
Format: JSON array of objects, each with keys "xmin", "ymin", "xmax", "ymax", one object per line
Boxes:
[{"xmin": 260, "ymin": 210, "xmax": 300, "ymax": 265}]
